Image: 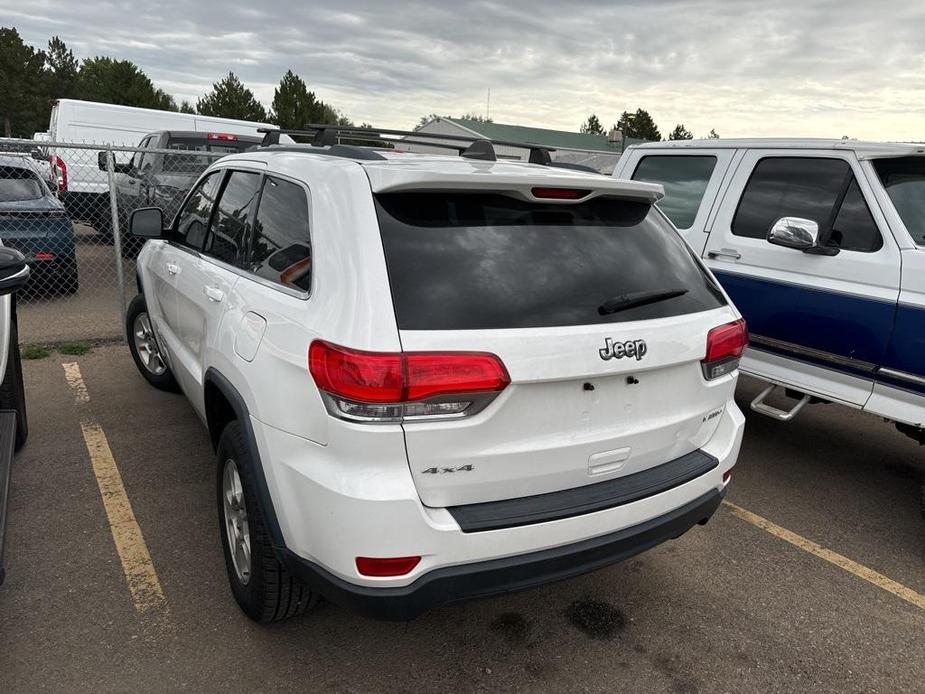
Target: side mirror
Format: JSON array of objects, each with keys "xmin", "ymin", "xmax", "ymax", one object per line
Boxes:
[
  {"xmin": 0, "ymin": 248, "xmax": 30, "ymax": 296},
  {"xmin": 129, "ymin": 207, "xmax": 165, "ymax": 239},
  {"xmin": 98, "ymin": 151, "xmax": 133, "ymax": 174},
  {"xmin": 768, "ymin": 217, "xmax": 819, "ymax": 250}
]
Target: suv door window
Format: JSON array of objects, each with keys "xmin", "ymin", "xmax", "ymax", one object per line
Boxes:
[
  {"xmin": 248, "ymin": 176, "xmax": 312, "ymax": 291},
  {"xmin": 632, "ymin": 155, "xmax": 716, "ymax": 229},
  {"xmin": 732, "ymin": 157, "xmax": 882, "ymax": 252},
  {"xmin": 173, "ymin": 171, "xmax": 223, "ymax": 250},
  {"xmin": 205, "ymin": 170, "xmax": 261, "ymax": 266}
]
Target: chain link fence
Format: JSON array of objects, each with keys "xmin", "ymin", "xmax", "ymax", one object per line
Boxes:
[{"xmin": 0, "ymin": 137, "xmax": 226, "ymax": 345}]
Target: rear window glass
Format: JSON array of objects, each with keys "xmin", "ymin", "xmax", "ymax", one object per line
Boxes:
[
  {"xmin": 0, "ymin": 166, "xmax": 44, "ymax": 202},
  {"xmin": 632, "ymin": 155, "xmax": 716, "ymax": 229},
  {"xmin": 375, "ymin": 193, "xmax": 726, "ymax": 330}
]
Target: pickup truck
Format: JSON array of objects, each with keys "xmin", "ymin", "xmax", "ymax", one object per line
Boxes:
[
  {"xmin": 99, "ymin": 130, "xmax": 262, "ymax": 254},
  {"xmin": 614, "ymin": 139, "xmax": 925, "ymax": 457}
]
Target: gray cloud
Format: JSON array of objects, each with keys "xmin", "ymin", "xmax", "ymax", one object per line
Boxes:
[{"xmin": 7, "ymin": 0, "xmax": 925, "ymax": 139}]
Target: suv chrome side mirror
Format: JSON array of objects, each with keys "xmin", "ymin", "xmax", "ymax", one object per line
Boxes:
[
  {"xmin": 768, "ymin": 217, "xmax": 818, "ymax": 250},
  {"xmin": 129, "ymin": 207, "xmax": 165, "ymax": 239}
]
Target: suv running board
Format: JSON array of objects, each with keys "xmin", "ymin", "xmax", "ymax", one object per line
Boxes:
[{"xmin": 750, "ymin": 384, "xmax": 811, "ymax": 422}]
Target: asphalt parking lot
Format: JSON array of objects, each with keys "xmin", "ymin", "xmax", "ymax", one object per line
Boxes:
[{"xmin": 1, "ymin": 345, "xmax": 923, "ymax": 693}]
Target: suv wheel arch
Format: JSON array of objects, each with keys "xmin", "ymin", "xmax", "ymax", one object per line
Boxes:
[{"xmin": 203, "ymin": 368, "xmax": 287, "ymax": 554}]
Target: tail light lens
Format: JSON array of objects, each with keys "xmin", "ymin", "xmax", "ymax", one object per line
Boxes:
[
  {"xmin": 308, "ymin": 340, "xmax": 510, "ymax": 422},
  {"xmin": 702, "ymin": 319, "xmax": 748, "ymax": 380},
  {"xmin": 51, "ymin": 155, "xmax": 67, "ymax": 192}
]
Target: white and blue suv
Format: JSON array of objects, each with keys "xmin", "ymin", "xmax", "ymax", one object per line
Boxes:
[{"xmin": 125, "ymin": 126, "xmax": 745, "ymax": 622}]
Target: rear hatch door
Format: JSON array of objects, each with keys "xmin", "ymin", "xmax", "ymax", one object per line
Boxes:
[{"xmin": 371, "ymin": 176, "xmax": 739, "ymax": 508}]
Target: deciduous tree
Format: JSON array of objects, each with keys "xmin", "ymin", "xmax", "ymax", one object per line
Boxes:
[{"xmin": 77, "ymin": 56, "xmax": 175, "ymax": 110}]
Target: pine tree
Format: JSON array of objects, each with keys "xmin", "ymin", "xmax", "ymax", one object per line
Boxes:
[
  {"xmin": 196, "ymin": 72, "xmax": 267, "ymax": 121},
  {"xmin": 668, "ymin": 124, "xmax": 693, "ymax": 140},
  {"xmin": 0, "ymin": 28, "xmax": 47, "ymax": 136},
  {"xmin": 616, "ymin": 109, "xmax": 662, "ymax": 141},
  {"xmin": 270, "ymin": 70, "xmax": 327, "ymax": 128},
  {"xmin": 580, "ymin": 114, "xmax": 605, "ymax": 135},
  {"xmin": 77, "ymin": 57, "xmax": 175, "ymax": 110}
]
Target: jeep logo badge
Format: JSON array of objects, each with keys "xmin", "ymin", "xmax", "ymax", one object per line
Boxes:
[{"xmin": 599, "ymin": 338, "xmax": 647, "ymax": 361}]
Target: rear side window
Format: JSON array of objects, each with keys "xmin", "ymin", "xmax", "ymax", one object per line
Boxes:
[
  {"xmin": 173, "ymin": 171, "xmax": 223, "ymax": 249},
  {"xmin": 873, "ymin": 156, "xmax": 925, "ymax": 246},
  {"xmin": 733, "ymin": 157, "xmax": 881, "ymax": 252},
  {"xmin": 206, "ymin": 171, "xmax": 261, "ymax": 265},
  {"xmin": 164, "ymin": 137, "xmax": 255, "ymax": 173},
  {"xmin": 0, "ymin": 166, "xmax": 44, "ymax": 202},
  {"xmin": 632, "ymin": 155, "xmax": 716, "ymax": 229},
  {"xmin": 375, "ymin": 193, "xmax": 726, "ymax": 331},
  {"xmin": 248, "ymin": 177, "xmax": 312, "ymax": 291}
]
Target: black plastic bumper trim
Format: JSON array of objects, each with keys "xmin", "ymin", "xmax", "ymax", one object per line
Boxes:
[
  {"xmin": 447, "ymin": 448, "xmax": 718, "ymax": 533},
  {"xmin": 283, "ymin": 487, "xmax": 724, "ymax": 621},
  {"xmin": 0, "ymin": 411, "xmax": 18, "ymax": 586}
]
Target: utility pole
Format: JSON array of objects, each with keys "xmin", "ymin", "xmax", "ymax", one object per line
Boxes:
[{"xmin": 487, "ymin": 88, "xmax": 491, "ymax": 120}]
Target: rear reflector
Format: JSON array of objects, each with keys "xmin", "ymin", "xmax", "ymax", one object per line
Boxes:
[
  {"xmin": 356, "ymin": 556, "xmax": 421, "ymax": 577},
  {"xmin": 531, "ymin": 187, "xmax": 591, "ymax": 200},
  {"xmin": 34, "ymin": 252, "xmax": 55, "ymax": 261},
  {"xmin": 207, "ymin": 132, "xmax": 238, "ymax": 141},
  {"xmin": 308, "ymin": 340, "xmax": 510, "ymax": 422},
  {"xmin": 702, "ymin": 318, "xmax": 748, "ymax": 380}
]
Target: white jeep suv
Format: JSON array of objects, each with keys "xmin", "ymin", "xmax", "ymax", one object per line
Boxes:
[{"xmin": 125, "ymin": 127, "xmax": 746, "ymax": 622}]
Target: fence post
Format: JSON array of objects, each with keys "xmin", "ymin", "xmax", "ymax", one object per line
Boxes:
[{"xmin": 105, "ymin": 150, "xmax": 128, "ymax": 338}]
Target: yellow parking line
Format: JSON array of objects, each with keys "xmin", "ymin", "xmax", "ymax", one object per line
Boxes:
[
  {"xmin": 723, "ymin": 500, "xmax": 925, "ymax": 611},
  {"xmin": 63, "ymin": 362, "xmax": 167, "ymax": 615}
]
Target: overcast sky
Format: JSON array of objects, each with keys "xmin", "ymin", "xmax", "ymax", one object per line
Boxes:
[{"xmin": 6, "ymin": 0, "xmax": 924, "ymax": 140}]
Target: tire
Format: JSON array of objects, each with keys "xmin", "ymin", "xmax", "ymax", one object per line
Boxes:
[
  {"xmin": 216, "ymin": 420, "xmax": 316, "ymax": 622},
  {"xmin": 0, "ymin": 320, "xmax": 28, "ymax": 451},
  {"xmin": 125, "ymin": 294, "xmax": 179, "ymax": 392}
]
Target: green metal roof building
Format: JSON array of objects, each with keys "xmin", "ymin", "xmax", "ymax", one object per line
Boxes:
[{"xmin": 408, "ymin": 117, "xmax": 643, "ymax": 174}]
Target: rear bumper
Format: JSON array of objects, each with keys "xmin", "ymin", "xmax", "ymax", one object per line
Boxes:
[
  {"xmin": 284, "ymin": 487, "xmax": 725, "ymax": 621},
  {"xmin": 0, "ymin": 411, "xmax": 18, "ymax": 585}
]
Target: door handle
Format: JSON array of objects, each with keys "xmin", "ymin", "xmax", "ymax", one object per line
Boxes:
[
  {"xmin": 165, "ymin": 262, "xmax": 180, "ymax": 275},
  {"xmin": 204, "ymin": 285, "xmax": 225, "ymax": 302},
  {"xmin": 707, "ymin": 248, "xmax": 742, "ymax": 260}
]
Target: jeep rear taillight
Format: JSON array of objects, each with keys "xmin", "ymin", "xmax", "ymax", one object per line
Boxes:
[
  {"xmin": 308, "ymin": 340, "xmax": 510, "ymax": 422},
  {"xmin": 702, "ymin": 319, "xmax": 748, "ymax": 380}
]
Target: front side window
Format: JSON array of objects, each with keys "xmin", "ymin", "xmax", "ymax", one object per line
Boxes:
[
  {"xmin": 874, "ymin": 156, "xmax": 925, "ymax": 246},
  {"xmin": 248, "ymin": 177, "xmax": 312, "ymax": 291},
  {"xmin": 131, "ymin": 136, "xmax": 151, "ymax": 171},
  {"xmin": 173, "ymin": 171, "xmax": 223, "ymax": 249},
  {"xmin": 375, "ymin": 193, "xmax": 726, "ymax": 330},
  {"xmin": 632, "ymin": 155, "xmax": 716, "ymax": 229},
  {"xmin": 733, "ymin": 157, "xmax": 881, "ymax": 252},
  {"xmin": 0, "ymin": 166, "xmax": 45, "ymax": 202},
  {"xmin": 205, "ymin": 171, "xmax": 261, "ymax": 265}
]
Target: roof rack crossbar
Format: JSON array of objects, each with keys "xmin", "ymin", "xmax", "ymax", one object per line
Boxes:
[
  {"xmin": 255, "ymin": 125, "xmax": 604, "ymax": 173},
  {"xmin": 257, "ymin": 125, "xmax": 556, "ymax": 157}
]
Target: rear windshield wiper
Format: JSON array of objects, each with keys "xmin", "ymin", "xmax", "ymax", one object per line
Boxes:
[{"xmin": 598, "ymin": 288, "xmax": 689, "ymax": 315}]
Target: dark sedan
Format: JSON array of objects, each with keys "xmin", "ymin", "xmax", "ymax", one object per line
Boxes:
[{"xmin": 0, "ymin": 155, "xmax": 78, "ymax": 294}]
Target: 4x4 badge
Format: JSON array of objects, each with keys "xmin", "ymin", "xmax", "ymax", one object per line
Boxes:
[
  {"xmin": 422, "ymin": 465, "xmax": 474, "ymax": 474},
  {"xmin": 599, "ymin": 338, "xmax": 647, "ymax": 361}
]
